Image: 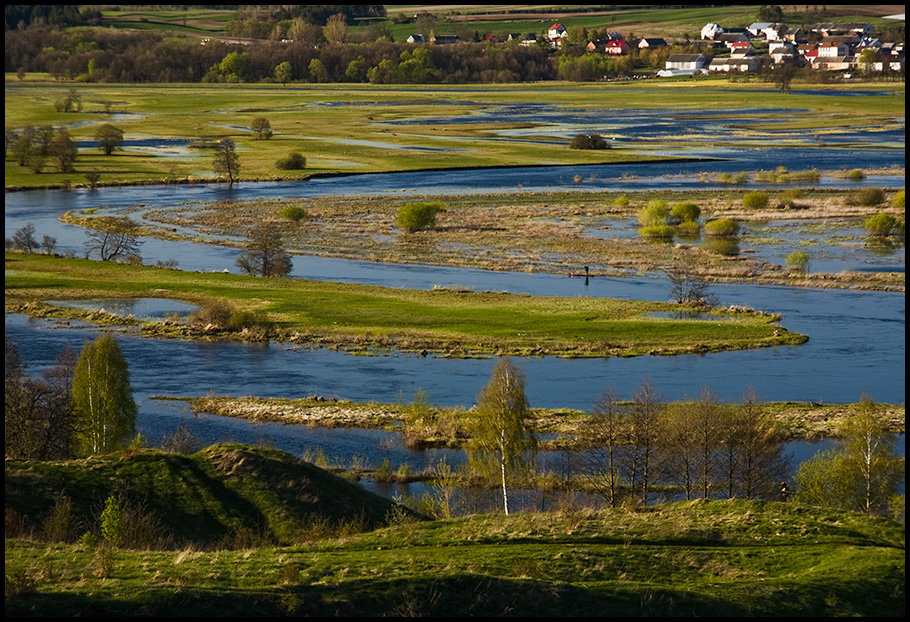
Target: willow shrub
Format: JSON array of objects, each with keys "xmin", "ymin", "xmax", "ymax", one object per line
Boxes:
[
  {"xmin": 851, "ymin": 187, "xmax": 885, "ymax": 207},
  {"xmin": 864, "ymin": 213, "xmax": 899, "ymax": 237},
  {"xmin": 742, "ymin": 191, "xmax": 769, "ymax": 210},
  {"xmin": 786, "ymin": 250, "xmax": 810, "ymax": 273},
  {"xmin": 704, "ymin": 218, "xmax": 741, "ymax": 237},
  {"xmin": 395, "ymin": 201, "xmax": 446, "ymax": 233}
]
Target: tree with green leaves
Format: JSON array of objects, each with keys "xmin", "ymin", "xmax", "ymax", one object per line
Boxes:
[
  {"xmin": 95, "ymin": 124, "xmax": 124, "ymax": 155},
  {"xmin": 71, "ymin": 335, "xmax": 137, "ymax": 456},
  {"xmin": 395, "ymin": 201, "xmax": 445, "ymax": 234},
  {"xmin": 48, "ymin": 129, "xmax": 77, "ymax": 172},
  {"xmin": 794, "ymin": 395, "xmax": 904, "ymax": 517},
  {"xmin": 274, "ymin": 61, "xmax": 292, "ymax": 85},
  {"xmin": 467, "ymin": 357, "xmax": 537, "ymax": 515},
  {"xmin": 250, "ymin": 117, "xmax": 272, "ymax": 140},
  {"xmin": 212, "ymin": 138, "xmax": 240, "ymax": 185}
]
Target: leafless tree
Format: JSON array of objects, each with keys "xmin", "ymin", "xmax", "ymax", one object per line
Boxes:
[{"xmin": 84, "ymin": 216, "xmax": 143, "ymax": 263}]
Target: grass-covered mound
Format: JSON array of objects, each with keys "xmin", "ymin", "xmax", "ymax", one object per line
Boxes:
[
  {"xmin": 4, "ymin": 443, "xmax": 408, "ymax": 549},
  {"xmin": 5, "ymin": 498, "xmax": 904, "ymax": 617}
]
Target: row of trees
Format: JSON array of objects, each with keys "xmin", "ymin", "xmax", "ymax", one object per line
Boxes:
[
  {"xmin": 6, "ymin": 333, "xmax": 137, "ymax": 460},
  {"xmin": 6, "ymin": 121, "xmax": 123, "ymax": 174},
  {"xmin": 470, "ymin": 358, "xmax": 903, "ymax": 518}
]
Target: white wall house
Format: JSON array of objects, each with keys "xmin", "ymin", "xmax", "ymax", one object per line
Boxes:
[
  {"xmin": 665, "ymin": 54, "xmax": 708, "ymax": 71},
  {"xmin": 701, "ymin": 23, "xmax": 723, "ymax": 39}
]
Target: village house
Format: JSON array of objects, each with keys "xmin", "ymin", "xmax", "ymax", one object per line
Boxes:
[
  {"xmin": 665, "ymin": 54, "xmax": 708, "ymax": 71},
  {"xmin": 747, "ymin": 22, "xmax": 771, "ymax": 37},
  {"xmin": 708, "ymin": 56, "xmax": 759, "ymax": 73},
  {"xmin": 728, "ymin": 41, "xmax": 756, "ymax": 56},
  {"xmin": 701, "ymin": 22, "xmax": 723, "ymax": 39},
  {"xmin": 547, "ymin": 23, "xmax": 567, "ymax": 40},
  {"xmin": 431, "ymin": 34, "xmax": 461, "ymax": 45},
  {"xmin": 817, "ymin": 41, "xmax": 851, "ymax": 57},
  {"xmin": 407, "ymin": 34, "xmax": 425, "ymax": 44},
  {"xmin": 813, "ymin": 56, "xmax": 857, "ymax": 72},
  {"xmin": 769, "ymin": 40, "xmax": 796, "ymax": 63},
  {"xmin": 637, "ymin": 37, "xmax": 667, "ymax": 49},
  {"xmin": 605, "ymin": 39, "xmax": 630, "ymax": 55}
]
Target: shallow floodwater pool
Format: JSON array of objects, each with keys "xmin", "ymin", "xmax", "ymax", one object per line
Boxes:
[{"xmin": 46, "ymin": 298, "xmax": 198, "ymax": 321}]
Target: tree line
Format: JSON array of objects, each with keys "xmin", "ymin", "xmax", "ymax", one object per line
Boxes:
[{"xmin": 464, "ymin": 358, "xmax": 903, "ymax": 519}]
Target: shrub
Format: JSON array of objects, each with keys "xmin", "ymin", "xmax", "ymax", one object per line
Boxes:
[
  {"xmin": 742, "ymin": 191, "xmax": 769, "ymax": 210},
  {"xmin": 279, "ymin": 205, "xmax": 307, "ymax": 221},
  {"xmin": 851, "ymin": 187, "xmax": 885, "ymax": 207},
  {"xmin": 637, "ymin": 200, "xmax": 669, "ymax": 227},
  {"xmin": 614, "ymin": 195, "xmax": 630, "ymax": 207},
  {"xmin": 847, "ymin": 168, "xmax": 866, "ymax": 181},
  {"xmin": 704, "ymin": 218, "xmax": 740, "ymax": 237},
  {"xmin": 786, "ymin": 250, "xmax": 810, "ymax": 273},
  {"xmin": 395, "ymin": 201, "xmax": 445, "ymax": 233},
  {"xmin": 670, "ymin": 201, "xmax": 700, "ymax": 223},
  {"xmin": 891, "ymin": 189, "xmax": 904, "ymax": 209},
  {"xmin": 777, "ymin": 188, "xmax": 806, "ymax": 209},
  {"xmin": 276, "ymin": 152, "xmax": 306, "ymax": 170},
  {"xmin": 701, "ymin": 238, "xmax": 740, "ymax": 256},
  {"xmin": 100, "ymin": 494, "xmax": 123, "ymax": 547},
  {"xmin": 569, "ymin": 133, "xmax": 610, "ymax": 149},
  {"xmin": 675, "ymin": 220, "xmax": 701, "ymax": 238},
  {"xmin": 639, "ymin": 225, "xmax": 675, "ymax": 240},
  {"xmin": 864, "ymin": 213, "xmax": 899, "ymax": 237},
  {"xmin": 189, "ymin": 299, "xmax": 234, "ymax": 329}
]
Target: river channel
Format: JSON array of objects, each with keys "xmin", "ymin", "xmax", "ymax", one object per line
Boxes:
[{"xmin": 5, "ymin": 134, "xmax": 905, "ymax": 505}]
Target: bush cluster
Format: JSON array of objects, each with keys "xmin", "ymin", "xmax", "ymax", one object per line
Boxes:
[
  {"xmin": 276, "ymin": 152, "xmax": 306, "ymax": 170},
  {"xmin": 395, "ymin": 201, "xmax": 445, "ymax": 233},
  {"xmin": 569, "ymin": 133, "xmax": 610, "ymax": 150}
]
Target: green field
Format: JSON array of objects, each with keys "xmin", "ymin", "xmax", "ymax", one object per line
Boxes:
[
  {"xmin": 5, "ymin": 443, "xmax": 905, "ymax": 617},
  {"xmin": 5, "ymin": 252, "xmax": 806, "ymax": 358},
  {"xmin": 5, "ymin": 81, "xmax": 905, "ymax": 189}
]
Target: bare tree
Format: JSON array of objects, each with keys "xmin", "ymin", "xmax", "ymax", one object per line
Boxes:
[
  {"xmin": 250, "ymin": 117, "xmax": 272, "ymax": 140},
  {"xmin": 583, "ymin": 386, "xmax": 627, "ymax": 507},
  {"xmin": 48, "ymin": 129, "xmax": 78, "ymax": 172},
  {"xmin": 626, "ymin": 377, "xmax": 664, "ymax": 505},
  {"xmin": 84, "ymin": 216, "xmax": 143, "ymax": 263},
  {"xmin": 235, "ymin": 222, "xmax": 293, "ymax": 277},
  {"xmin": 212, "ymin": 138, "xmax": 240, "ymax": 185},
  {"xmin": 665, "ymin": 251, "xmax": 715, "ymax": 306},
  {"xmin": 720, "ymin": 386, "xmax": 789, "ymax": 500},
  {"xmin": 12, "ymin": 222, "xmax": 39, "ymax": 253},
  {"xmin": 5, "ymin": 336, "xmax": 75, "ymax": 460}
]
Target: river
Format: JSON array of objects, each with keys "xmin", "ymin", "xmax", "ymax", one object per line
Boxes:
[{"xmin": 5, "ymin": 138, "xmax": 905, "ymax": 506}]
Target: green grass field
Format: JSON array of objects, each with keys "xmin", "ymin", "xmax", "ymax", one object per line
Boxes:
[
  {"xmin": 5, "ymin": 252, "xmax": 806, "ymax": 357},
  {"xmin": 5, "ymin": 443, "xmax": 905, "ymax": 617},
  {"xmin": 5, "ymin": 81, "xmax": 905, "ymax": 189}
]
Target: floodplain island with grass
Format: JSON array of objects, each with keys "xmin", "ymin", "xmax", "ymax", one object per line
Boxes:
[{"xmin": 5, "ymin": 8, "xmax": 906, "ymax": 616}]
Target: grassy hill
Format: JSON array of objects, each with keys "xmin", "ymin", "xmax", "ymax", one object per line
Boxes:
[
  {"xmin": 5, "ymin": 443, "xmax": 905, "ymax": 617},
  {"xmin": 5, "ymin": 443, "xmax": 405, "ymax": 549}
]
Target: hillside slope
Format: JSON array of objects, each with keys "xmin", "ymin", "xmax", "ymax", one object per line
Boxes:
[{"xmin": 5, "ymin": 443, "xmax": 407, "ymax": 548}]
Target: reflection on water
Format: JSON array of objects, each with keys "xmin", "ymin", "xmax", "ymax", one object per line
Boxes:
[{"xmin": 46, "ymin": 298, "xmax": 198, "ymax": 321}]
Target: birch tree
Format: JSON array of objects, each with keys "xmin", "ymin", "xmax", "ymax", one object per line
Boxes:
[
  {"xmin": 71, "ymin": 335, "xmax": 137, "ymax": 456},
  {"xmin": 467, "ymin": 357, "xmax": 537, "ymax": 515}
]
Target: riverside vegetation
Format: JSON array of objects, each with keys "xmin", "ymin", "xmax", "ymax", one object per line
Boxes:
[
  {"xmin": 5, "ymin": 443, "xmax": 906, "ymax": 617},
  {"xmin": 5, "ymin": 7, "xmax": 905, "ymax": 616}
]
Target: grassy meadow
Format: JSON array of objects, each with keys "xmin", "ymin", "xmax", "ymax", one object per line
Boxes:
[
  {"xmin": 5, "ymin": 252, "xmax": 807, "ymax": 358},
  {"xmin": 5, "ymin": 442, "xmax": 906, "ymax": 617},
  {"xmin": 5, "ymin": 80, "xmax": 905, "ymax": 189}
]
